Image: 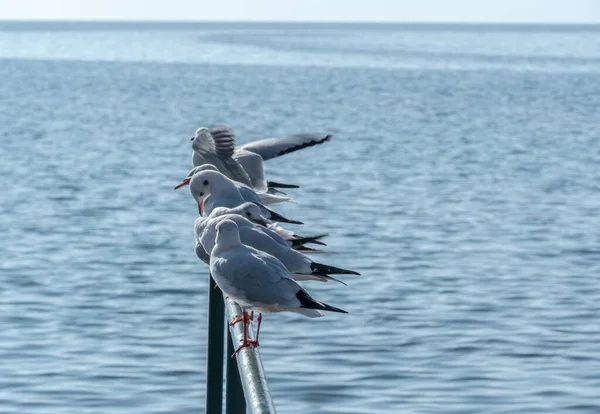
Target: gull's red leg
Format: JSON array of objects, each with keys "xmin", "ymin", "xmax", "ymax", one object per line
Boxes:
[
  {"xmin": 229, "ymin": 311, "xmax": 253, "ymax": 327},
  {"xmin": 248, "ymin": 313, "xmax": 262, "ymax": 347},
  {"xmin": 232, "ymin": 311, "xmax": 253, "ymax": 358},
  {"xmin": 229, "ymin": 314, "xmax": 243, "ymax": 326}
]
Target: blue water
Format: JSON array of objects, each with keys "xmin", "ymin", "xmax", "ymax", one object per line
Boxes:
[{"xmin": 1, "ymin": 22, "xmax": 600, "ymax": 413}]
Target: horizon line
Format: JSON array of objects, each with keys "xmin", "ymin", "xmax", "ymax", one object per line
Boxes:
[{"xmin": 1, "ymin": 19, "xmax": 600, "ymax": 25}]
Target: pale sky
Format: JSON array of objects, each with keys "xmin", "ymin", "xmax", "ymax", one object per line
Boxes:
[{"xmin": 1, "ymin": 0, "xmax": 600, "ymax": 22}]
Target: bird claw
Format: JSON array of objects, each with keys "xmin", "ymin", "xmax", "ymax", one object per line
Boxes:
[
  {"xmin": 231, "ymin": 339, "xmax": 259, "ymax": 358},
  {"xmin": 229, "ymin": 311, "xmax": 259, "ymax": 358},
  {"xmin": 229, "ymin": 312, "xmax": 253, "ymax": 326},
  {"xmin": 229, "ymin": 315, "xmax": 243, "ymax": 326}
]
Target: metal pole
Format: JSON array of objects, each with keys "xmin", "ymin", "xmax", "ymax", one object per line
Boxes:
[
  {"xmin": 225, "ymin": 297, "xmax": 277, "ymax": 414},
  {"xmin": 206, "ymin": 274, "xmax": 225, "ymax": 414},
  {"xmin": 226, "ymin": 330, "xmax": 247, "ymax": 413}
]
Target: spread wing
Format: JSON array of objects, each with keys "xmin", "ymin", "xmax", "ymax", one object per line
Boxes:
[
  {"xmin": 193, "ymin": 125, "xmax": 236, "ymax": 160},
  {"xmin": 208, "ymin": 126, "xmax": 236, "ymax": 159},
  {"xmin": 240, "ymin": 134, "xmax": 332, "ymax": 161}
]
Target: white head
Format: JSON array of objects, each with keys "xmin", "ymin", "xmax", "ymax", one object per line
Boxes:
[
  {"xmin": 229, "ymin": 202, "xmax": 270, "ymax": 226},
  {"xmin": 174, "ymin": 164, "xmax": 218, "ymax": 190},
  {"xmin": 189, "ymin": 170, "xmax": 215, "ymax": 205},
  {"xmin": 189, "ymin": 169, "xmax": 233, "ymax": 211},
  {"xmin": 215, "ymin": 219, "xmax": 241, "ymax": 248},
  {"xmin": 190, "ymin": 127, "xmax": 210, "ymax": 152}
]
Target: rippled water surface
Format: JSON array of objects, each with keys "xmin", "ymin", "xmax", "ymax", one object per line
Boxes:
[{"xmin": 1, "ymin": 22, "xmax": 600, "ymax": 413}]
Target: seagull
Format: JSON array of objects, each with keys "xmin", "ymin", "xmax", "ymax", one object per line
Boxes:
[
  {"xmin": 191, "ymin": 125, "xmax": 332, "ymax": 192},
  {"xmin": 192, "ymin": 204, "xmax": 326, "ymax": 265},
  {"xmin": 177, "ymin": 166, "xmax": 325, "ymax": 246},
  {"xmin": 209, "ymin": 219, "xmax": 347, "ymax": 356},
  {"xmin": 197, "ymin": 205, "xmax": 360, "ymax": 283},
  {"xmin": 208, "ymin": 203, "xmax": 327, "ymax": 251},
  {"xmin": 174, "ymin": 164, "xmax": 294, "ymax": 206},
  {"xmin": 191, "ymin": 126, "xmax": 255, "ymax": 189},
  {"xmin": 186, "ymin": 169, "xmax": 303, "ymax": 224}
]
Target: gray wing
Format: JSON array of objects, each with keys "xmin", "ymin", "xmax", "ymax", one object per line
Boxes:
[
  {"xmin": 192, "ymin": 151, "xmax": 207, "ymax": 168},
  {"xmin": 192, "ymin": 125, "xmax": 235, "ymax": 159},
  {"xmin": 233, "ymin": 149, "xmax": 268, "ymax": 193},
  {"xmin": 215, "ymin": 247, "xmax": 300, "ymax": 307},
  {"xmin": 223, "ymin": 158, "xmax": 254, "ymax": 188},
  {"xmin": 192, "ymin": 126, "xmax": 253, "ymax": 187},
  {"xmin": 194, "ymin": 217, "xmax": 211, "ymax": 263},
  {"xmin": 240, "ymin": 134, "xmax": 332, "ymax": 161},
  {"xmin": 208, "ymin": 126, "xmax": 236, "ymax": 160},
  {"xmin": 207, "ymin": 127, "xmax": 254, "ymax": 187},
  {"xmin": 238, "ymin": 227, "xmax": 290, "ymax": 263},
  {"xmin": 236, "ymin": 183, "xmax": 262, "ymax": 204},
  {"xmin": 195, "ymin": 243, "xmax": 210, "ymax": 263},
  {"xmin": 256, "ymin": 225, "xmax": 291, "ymax": 247},
  {"xmin": 199, "ymin": 222, "xmax": 217, "ymax": 256}
]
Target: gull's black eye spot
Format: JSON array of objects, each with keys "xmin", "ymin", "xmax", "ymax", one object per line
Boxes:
[{"xmin": 203, "ymin": 180, "xmax": 208, "ymax": 186}]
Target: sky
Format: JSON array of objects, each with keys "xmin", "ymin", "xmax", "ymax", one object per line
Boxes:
[{"xmin": 1, "ymin": 0, "xmax": 600, "ymax": 22}]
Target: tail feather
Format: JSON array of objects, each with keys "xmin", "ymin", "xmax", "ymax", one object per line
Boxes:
[
  {"xmin": 294, "ymin": 246, "xmax": 328, "ymax": 254},
  {"xmin": 258, "ymin": 193, "xmax": 295, "ymax": 205},
  {"xmin": 267, "ymin": 188, "xmax": 287, "ymax": 195},
  {"xmin": 292, "ymin": 273, "xmax": 346, "ymax": 285},
  {"xmin": 290, "ymin": 234, "xmax": 328, "ymax": 247},
  {"xmin": 265, "ymin": 206, "xmax": 303, "ymax": 225},
  {"xmin": 296, "ymin": 289, "xmax": 348, "ymax": 314},
  {"xmin": 267, "ymin": 180, "xmax": 300, "ymax": 189},
  {"xmin": 310, "ymin": 262, "xmax": 360, "ymax": 276}
]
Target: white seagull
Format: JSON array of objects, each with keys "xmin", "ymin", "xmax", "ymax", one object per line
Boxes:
[
  {"xmin": 192, "ymin": 204, "xmax": 326, "ymax": 265},
  {"xmin": 190, "ymin": 125, "xmax": 332, "ymax": 192},
  {"xmin": 203, "ymin": 203, "xmax": 327, "ymax": 250},
  {"xmin": 174, "ymin": 164, "xmax": 294, "ymax": 206},
  {"xmin": 209, "ymin": 219, "xmax": 347, "ymax": 356},
  {"xmin": 185, "ymin": 169, "xmax": 303, "ymax": 224},
  {"xmin": 196, "ymin": 204, "xmax": 359, "ymax": 283}
]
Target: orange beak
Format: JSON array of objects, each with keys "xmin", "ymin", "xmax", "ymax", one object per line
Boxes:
[
  {"xmin": 174, "ymin": 177, "xmax": 191, "ymax": 190},
  {"xmin": 253, "ymin": 219, "xmax": 267, "ymax": 227},
  {"xmin": 197, "ymin": 199, "xmax": 204, "ymax": 215}
]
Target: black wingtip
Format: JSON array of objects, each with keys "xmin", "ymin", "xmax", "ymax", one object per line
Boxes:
[
  {"xmin": 275, "ymin": 134, "xmax": 333, "ymax": 158},
  {"xmin": 267, "ymin": 208, "xmax": 303, "ymax": 225},
  {"xmin": 278, "ymin": 217, "xmax": 304, "ymax": 225},
  {"xmin": 290, "ymin": 234, "xmax": 328, "ymax": 248},
  {"xmin": 309, "ymin": 240, "xmax": 327, "ymax": 246},
  {"xmin": 310, "ymin": 262, "xmax": 360, "ymax": 276},
  {"xmin": 267, "ymin": 180, "xmax": 300, "ymax": 189},
  {"xmin": 296, "ymin": 289, "xmax": 348, "ymax": 313}
]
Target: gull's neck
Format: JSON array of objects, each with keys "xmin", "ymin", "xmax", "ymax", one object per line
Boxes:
[{"xmin": 215, "ymin": 234, "xmax": 242, "ymax": 251}]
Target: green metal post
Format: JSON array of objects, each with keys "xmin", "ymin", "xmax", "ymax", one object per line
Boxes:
[
  {"xmin": 206, "ymin": 274, "xmax": 225, "ymax": 414},
  {"xmin": 226, "ymin": 330, "xmax": 247, "ymax": 413}
]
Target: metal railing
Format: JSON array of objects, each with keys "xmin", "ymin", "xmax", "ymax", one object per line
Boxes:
[{"xmin": 205, "ymin": 275, "xmax": 277, "ymax": 414}]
